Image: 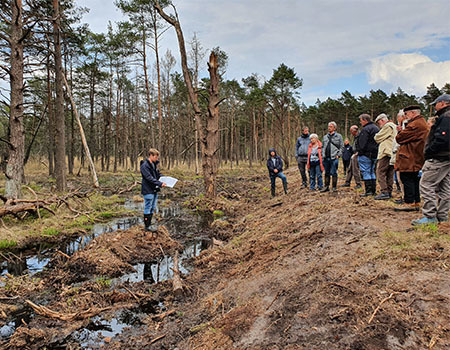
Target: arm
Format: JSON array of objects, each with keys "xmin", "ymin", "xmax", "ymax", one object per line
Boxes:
[
  {"xmin": 396, "ymin": 123, "xmax": 423, "ymax": 144},
  {"xmin": 338, "ymin": 135, "xmax": 344, "ymax": 158},
  {"xmin": 141, "ymin": 163, "xmax": 163, "ymax": 187},
  {"xmin": 358, "ymin": 129, "xmax": 368, "ymax": 153},
  {"xmin": 295, "ymin": 138, "xmax": 300, "ymax": 157},
  {"xmin": 374, "ymin": 126, "xmax": 391, "ymax": 144},
  {"xmin": 425, "ymin": 117, "xmax": 450, "ymax": 157}
]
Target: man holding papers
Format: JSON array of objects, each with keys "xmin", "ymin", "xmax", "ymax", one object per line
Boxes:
[{"xmin": 140, "ymin": 149, "xmax": 166, "ymax": 232}]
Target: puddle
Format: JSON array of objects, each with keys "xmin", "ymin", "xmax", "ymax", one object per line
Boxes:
[
  {"xmin": 0, "ymin": 199, "xmax": 205, "ymax": 277},
  {"xmin": 118, "ymin": 238, "xmax": 212, "ymax": 285},
  {"xmin": 70, "ymin": 310, "xmax": 143, "ymax": 348},
  {"xmin": 0, "ymin": 306, "xmax": 33, "ymax": 340}
]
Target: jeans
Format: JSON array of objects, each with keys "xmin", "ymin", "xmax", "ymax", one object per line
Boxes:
[
  {"xmin": 323, "ymin": 158, "xmax": 339, "ymax": 176},
  {"xmin": 143, "ymin": 193, "xmax": 159, "ymax": 215},
  {"xmin": 309, "ymin": 161, "xmax": 323, "ymax": 190},
  {"xmin": 270, "ymin": 172, "xmax": 287, "ymax": 192},
  {"xmin": 358, "ymin": 155, "xmax": 377, "ymax": 180}
]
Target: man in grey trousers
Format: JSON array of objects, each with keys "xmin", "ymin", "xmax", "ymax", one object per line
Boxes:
[{"xmin": 411, "ymin": 94, "xmax": 450, "ymax": 225}]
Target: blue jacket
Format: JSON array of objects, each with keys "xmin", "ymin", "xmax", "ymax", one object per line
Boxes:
[
  {"xmin": 267, "ymin": 148, "xmax": 283, "ymax": 176},
  {"xmin": 295, "ymin": 134, "xmax": 311, "ymax": 161},
  {"xmin": 141, "ymin": 159, "xmax": 162, "ymax": 195}
]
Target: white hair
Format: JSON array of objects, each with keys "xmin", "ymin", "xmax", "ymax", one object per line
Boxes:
[
  {"xmin": 328, "ymin": 121, "xmax": 337, "ymax": 129},
  {"xmin": 310, "ymin": 133, "xmax": 318, "ymax": 139}
]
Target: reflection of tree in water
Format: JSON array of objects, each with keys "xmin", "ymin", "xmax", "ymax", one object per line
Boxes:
[
  {"xmin": 7, "ymin": 258, "xmax": 27, "ymax": 275},
  {"xmin": 143, "ymin": 263, "xmax": 155, "ymax": 284}
]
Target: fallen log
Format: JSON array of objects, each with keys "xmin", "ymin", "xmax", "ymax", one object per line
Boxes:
[
  {"xmin": 25, "ymin": 300, "xmax": 111, "ymax": 321},
  {"xmin": 172, "ymin": 252, "xmax": 184, "ymax": 297}
]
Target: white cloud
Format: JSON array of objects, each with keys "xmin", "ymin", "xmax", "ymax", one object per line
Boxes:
[{"xmin": 368, "ymin": 53, "xmax": 450, "ymax": 95}]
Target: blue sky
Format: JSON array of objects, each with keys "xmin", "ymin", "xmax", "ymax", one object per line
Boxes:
[{"xmin": 78, "ymin": 0, "xmax": 450, "ymax": 106}]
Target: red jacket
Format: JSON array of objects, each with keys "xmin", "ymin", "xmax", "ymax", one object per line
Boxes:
[{"xmin": 307, "ymin": 141, "xmax": 324, "ymax": 172}]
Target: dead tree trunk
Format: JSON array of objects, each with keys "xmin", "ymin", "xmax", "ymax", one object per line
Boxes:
[
  {"xmin": 53, "ymin": 0, "xmax": 67, "ymax": 192},
  {"xmin": 62, "ymin": 74, "xmax": 99, "ymax": 188},
  {"xmin": 5, "ymin": 0, "xmax": 25, "ymax": 199},
  {"xmin": 154, "ymin": 1, "xmax": 220, "ymax": 198}
]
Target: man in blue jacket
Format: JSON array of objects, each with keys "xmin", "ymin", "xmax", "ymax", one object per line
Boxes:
[
  {"xmin": 295, "ymin": 127, "xmax": 311, "ymax": 188},
  {"xmin": 141, "ymin": 149, "xmax": 166, "ymax": 231},
  {"xmin": 267, "ymin": 148, "xmax": 288, "ymax": 197}
]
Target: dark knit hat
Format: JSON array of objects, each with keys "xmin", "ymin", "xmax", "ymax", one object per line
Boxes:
[{"xmin": 403, "ymin": 105, "xmax": 421, "ymax": 112}]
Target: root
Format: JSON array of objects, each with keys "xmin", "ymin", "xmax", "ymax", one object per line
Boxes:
[{"xmin": 25, "ymin": 300, "xmax": 111, "ymax": 321}]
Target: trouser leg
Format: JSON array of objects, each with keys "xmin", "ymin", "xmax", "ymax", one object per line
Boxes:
[
  {"xmin": 400, "ymin": 172, "xmax": 417, "ymax": 204},
  {"xmin": 298, "ymin": 160, "xmax": 308, "ymax": 186},
  {"xmin": 420, "ymin": 160, "xmax": 450, "ymax": 220}
]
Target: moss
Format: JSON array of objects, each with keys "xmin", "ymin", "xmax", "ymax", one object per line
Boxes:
[
  {"xmin": 213, "ymin": 210, "xmax": 225, "ymax": 218},
  {"xmin": 0, "ymin": 239, "xmax": 17, "ymax": 249},
  {"xmin": 42, "ymin": 228, "xmax": 60, "ymax": 236}
]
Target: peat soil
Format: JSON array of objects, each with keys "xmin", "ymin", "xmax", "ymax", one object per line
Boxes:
[{"xmin": 1, "ymin": 168, "xmax": 449, "ymax": 349}]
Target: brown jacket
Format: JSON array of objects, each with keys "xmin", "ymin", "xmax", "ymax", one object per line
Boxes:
[{"xmin": 395, "ymin": 115, "xmax": 429, "ymax": 172}]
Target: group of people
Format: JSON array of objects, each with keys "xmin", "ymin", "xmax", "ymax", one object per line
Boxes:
[{"xmin": 267, "ymin": 93, "xmax": 450, "ymax": 226}]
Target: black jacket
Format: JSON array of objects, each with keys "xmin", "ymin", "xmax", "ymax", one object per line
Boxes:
[
  {"xmin": 357, "ymin": 122, "xmax": 379, "ymax": 158},
  {"xmin": 425, "ymin": 105, "xmax": 450, "ymax": 161},
  {"xmin": 343, "ymin": 144, "xmax": 354, "ymax": 161},
  {"xmin": 267, "ymin": 148, "xmax": 283, "ymax": 176},
  {"xmin": 141, "ymin": 159, "xmax": 162, "ymax": 195}
]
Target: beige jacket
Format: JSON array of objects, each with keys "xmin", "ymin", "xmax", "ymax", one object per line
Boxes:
[{"xmin": 374, "ymin": 121, "xmax": 397, "ymax": 160}]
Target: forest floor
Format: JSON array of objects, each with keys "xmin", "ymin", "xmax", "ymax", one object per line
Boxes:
[{"xmin": 0, "ymin": 165, "xmax": 449, "ymax": 349}]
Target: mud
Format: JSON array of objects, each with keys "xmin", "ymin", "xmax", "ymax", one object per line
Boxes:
[{"xmin": 1, "ymin": 168, "xmax": 449, "ymax": 349}]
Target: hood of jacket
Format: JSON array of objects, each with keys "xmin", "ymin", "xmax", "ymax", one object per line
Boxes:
[{"xmin": 268, "ymin": 148, "xmax": 277, "ymax": 156}]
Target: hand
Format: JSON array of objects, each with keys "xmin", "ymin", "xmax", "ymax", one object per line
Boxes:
[
  {"xmin": 396, "ymin": 125, "xmax": 402, "ymax": 132},
  {"xmin": 336, "ymin": 156, "xmax": 339, "ymax": 159},
  {"xmin": 162, "ymin": 183, "xmax": 167, "ymax": 187},
  {"xmin": 274, "ymin": 169, "xmax": 278, "ymax": 173}
]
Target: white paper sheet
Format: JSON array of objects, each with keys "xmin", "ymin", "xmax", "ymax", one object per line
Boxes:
[{"xmin": 159, "ymin": 176, "xmax": 178, "ymax": 188}]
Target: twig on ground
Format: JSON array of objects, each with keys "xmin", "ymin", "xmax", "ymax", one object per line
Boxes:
[
  {"xmin": 150, "ymin": 334, "xmax": 166, "ymax": 344},
  {"xmin": 123, "ymin": 286, "xmax": 140, "ymax": 302},
  {"xmin": 368, "ymin": 292, "xmax": 402, "ymax": 324}
]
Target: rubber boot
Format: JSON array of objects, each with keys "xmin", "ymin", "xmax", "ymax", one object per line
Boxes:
[
  {"xmin": 331, "ymin": 175, "xmax": 338, "ymax": 192},
  {"xmin": 320, "ymin": 175, "xmax": 330, "ymax": 192},
  {"xmin": 360, "ymin": 180, "xmax": 372, "ymax": 197},
  {"xmin": 271, "ymin": 187, "xmax": 276, "ymax": 197},
  {"xmin": 283, "ymin": 181, "xmax": 288, "ymax": 195},
  {"xmin": 371, "ymin": 179, "xmax": 377, "ymax": 196},
  {"xmin": 144, "ymin": 214, "xmax": 152, "ymax": 231}
]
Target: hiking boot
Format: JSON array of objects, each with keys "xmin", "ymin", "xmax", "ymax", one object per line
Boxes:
[
  {"xmin": 411, "ymin": 217, "xmax": 438, "ymax": 226},
  {"xmin": 394, "ymin": 198, "xmax": 404, "ymax": 204},
  {"xmin": 320, "ymin": 187, "xmax": 329, "ymax": 193},
  {"xmin": 341, "ymin": 183, "xmax": 350, "ymax": 187},
  {"xmin": 355, "ymin": 184, "xmax": 362, "ymax": 189},
  {"xmin": 360, "ymin": 180, "xmax": 373, "ymax": 197},
  {"xmin": 283, "ymin": 182, "xmax": 288, "ymax": 194},
  {"xmin": 394, "ymin": 203, "xmax": 420, "ymax": 212},
  {"xmin": 374, "ymin": 192, "xmax": 390, "ymax": 200},
  {"xmin": 437, "ymin": 218, "xmax": 448, "ymax": 223},
  {"xmin": 321, "ymin": 175, "xmax": 330, "ymax": 192}
]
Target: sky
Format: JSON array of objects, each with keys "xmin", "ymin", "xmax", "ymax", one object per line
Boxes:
[{"xmin": 69, "ymin": 0, "xmax": 450, "ymax": 105}]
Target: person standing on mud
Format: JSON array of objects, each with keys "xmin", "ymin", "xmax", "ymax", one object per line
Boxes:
[
  {"xmin": 267, "ymin": 148, "xmax": 288, "ymax": 197},
  {"xmin": 374, "ymin": 113, "xmax": 397, "ymax": 200},
  {"xmin": 141, "ymin": 149, "xmax": 166, "ymax": 231},
  {"xmin": 306, "ymin": 133, "xmax": 324, "ymax": 191},
  {"xmin": 342, "ymin": 138, "xmax": 353, "ymax": 176},
  {"xmin": 320, "ymin": 121, "xmax": 344, "ymax": 192},
  {"xmin": 411, "ymin": 94, "xmax": 450, "ymax": 225},
  {"xmin": 394, "ymin": 105, "xmax": 429, "ymax": 212},
  {"xmin": 358, "ymin": 114, "xmax": 379, "ymax": 197},
  {"xmin": 295, "ymin": 127, "xmax": 311, "ymax": 188},
  {"xmin": 342, "ymin": 125, "xmax": 362, "ymax": 189}
]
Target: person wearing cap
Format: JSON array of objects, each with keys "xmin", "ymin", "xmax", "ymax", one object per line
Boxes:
[
  {"xmin": 394, "ymin": 105, "xmax": 429, "ymax": 212},
  {"xmin": 373, "ymin": 113, "xmax": 397, "ymax": 200},
  {"xmin": 411, "ymin": 94, "xmax": 450, "ymax": 225},
  {"xmin": 342, "ymin": 125, "xmax": 362, "ymax": 188},
  {"xmin": 357, "ymin": 114, "xmax": 379, "ymax": 197}
]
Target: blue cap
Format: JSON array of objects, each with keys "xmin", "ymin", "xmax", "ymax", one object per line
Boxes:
[{"xmin": 431, "ymin": 94, "xmax": 450, "ymax": 105}]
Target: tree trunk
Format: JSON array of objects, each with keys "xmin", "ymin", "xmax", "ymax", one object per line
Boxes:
[
  {"xmin": 142, "ymin": 28, "xmax": 154, "ymax": 148},
  {"xmin": 62, "ymin": 74, "xmax": 99, "ymax": 187},
  {"xmin": 53, "ymin": 0, "xmax": 66, "ymax": 192},
  {"xmin": 5, "ymin": 0, "xmax": 25, "ymax": 199},
  {"xmin": 204, "ymin": 52, "xmax": 220, "ymax": 198},
  {"xmin": 153, "ymin": 15, "xmax": 163, "ymax": 150}
]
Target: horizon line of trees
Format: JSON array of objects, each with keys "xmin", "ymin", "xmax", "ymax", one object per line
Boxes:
[{"xmin": 1, "ymin": 0, "xmax": 448, "ymax": 199}]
